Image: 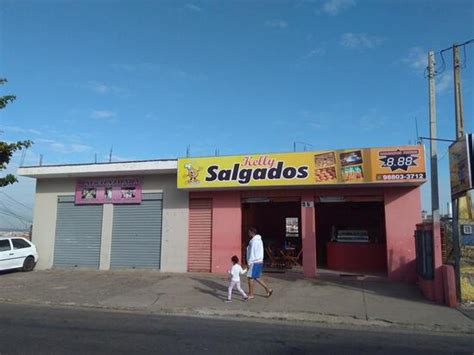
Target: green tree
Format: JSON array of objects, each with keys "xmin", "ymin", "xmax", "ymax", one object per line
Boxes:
[{"xmin": 1, "ymin": 78, "xmax": 32, "ymax": 187}]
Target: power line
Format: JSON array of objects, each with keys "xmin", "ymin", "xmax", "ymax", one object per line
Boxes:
[
  {"xmin": 438, "ymin": 149, "xmax": 449, "ymax": 162},
  {"xmin": 0, "ymin": 191, "xmax": 33, "ymax": 211},
  {"xmin": 0, "ymin": 211, "xmax": 30, "ymax": 228},
  {"xmin": 0, "ymin": 200, "xmax": 32, "ymax": 223},
  {"xmin": 0, "ymin": 214, "xmax": 27, "ymax": 229},
  {"xmin": 432, "ymin": 39, "xmax": 474, "ymax": 76}
]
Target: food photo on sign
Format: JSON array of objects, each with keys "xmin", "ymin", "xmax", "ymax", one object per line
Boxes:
[
  {"xmin": 339, "ymin": 150, "xmax": 363, "ymax": 167},
  {"xmin": 339, "ymin": 150, "xmax": 365, "ymax": 182},
  {"xmin": 341, "ymin": 165, "xmax": 364, "ymax": 182},
  {"xmin": 314, "ymin": 152, "xmax": 337, "ymax": 183}
]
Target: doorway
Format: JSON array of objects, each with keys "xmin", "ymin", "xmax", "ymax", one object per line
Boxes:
[
  {"xmin": 241, "ymin": 198, "xmax": 302, "ymax": 269},
  {"xmin": 315, "ymin": 201, "xmax": 387, "ymax": 273}
]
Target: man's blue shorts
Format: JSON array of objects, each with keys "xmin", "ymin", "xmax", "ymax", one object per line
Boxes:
[{"xmin": 247, "ymin": 262, "xmax": 263, "ymax": 279}]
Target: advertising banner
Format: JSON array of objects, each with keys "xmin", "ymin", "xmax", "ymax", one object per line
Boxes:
[
  {"xmin": 449, "ymin": 134, "xmax": 474, "ymax": 198},
  {"xmin": 177, "ymin": 145, "xmax": 426, "ymax": 189},
  {"xmin": 75, "ymin": 176, "xmax": 142, "ymax": 204}
]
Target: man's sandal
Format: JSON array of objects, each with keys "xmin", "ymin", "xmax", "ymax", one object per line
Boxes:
[{"xmin": 266, "ymin": 289, "xmax": 273, "ymax": 297}]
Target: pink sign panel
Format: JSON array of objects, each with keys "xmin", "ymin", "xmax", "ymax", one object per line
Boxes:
[{"xmin": 75, "ymin": 177, "xmax": 142, "ymax": 205}]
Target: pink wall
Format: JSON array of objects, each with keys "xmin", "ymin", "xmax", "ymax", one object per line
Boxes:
[
  {"xmin": 384, "ymin": 187, "xmax": 421, "ymax": 282},
  {"xmin": 210, "ymin": 191, "xmax": 242, "ymax": 273},
  {"xmin": 191, "ymin": 186, "xmax": 422, "ymax": 281}
]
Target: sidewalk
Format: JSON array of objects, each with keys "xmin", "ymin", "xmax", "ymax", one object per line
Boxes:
[{"xmin": 1, "ymin": 269, "xmax": 472, "ymax": 333}]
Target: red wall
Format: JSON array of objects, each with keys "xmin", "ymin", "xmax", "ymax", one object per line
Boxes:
[
  {"xmin": 301, "ymin": 191, "xmax": 317, "ymax": 277},
  {"xmin": 191, "ymin": 186, "xmax": 422, "ymax": 282},
  {"xmin": 384, "ymin": 187, "xmax": 421, "ymax": 282},
  {"xmin": 210, "ymin": 191, "xmax": 242, "ymax": 273}
]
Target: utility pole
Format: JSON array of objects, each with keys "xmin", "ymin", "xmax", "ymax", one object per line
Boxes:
[
  {"xmin": 428, "ymin": 51, "xmax": 444, "ymax": 303},
  {"xmin": 452, "ymin": 43, "xmax": 465, "ymax": 300},
  {"xmin": 428, "ymin": 51, "xmax": 440, "ymax": 227},
  {"xmin": 453, "ymin": 44, "xmax": 464, "ymax": 139}
]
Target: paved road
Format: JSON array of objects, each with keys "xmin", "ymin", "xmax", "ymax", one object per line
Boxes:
[{"xmin": 0, "ymin": 304, "xmax": 472, "ymax": 355}]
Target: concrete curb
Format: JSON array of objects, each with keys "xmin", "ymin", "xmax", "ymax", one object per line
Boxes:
[{"xmin": 1, "ymin": 297, "xmax": 473, "ymax": 335}]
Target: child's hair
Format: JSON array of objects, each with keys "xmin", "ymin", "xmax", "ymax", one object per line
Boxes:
[{"xmin": 231, "ymin": 255, "xmax": 239, "ymax": 264}]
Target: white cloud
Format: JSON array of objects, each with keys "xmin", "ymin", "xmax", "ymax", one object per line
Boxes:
[
  {"xmin": 436, "ymin": 72, "xmax": 452, "ymax": 94},
  {"xmin": 103, "ymin": 154, "xmax": 136, "ymax": 162},
  {"xmin": 321, "ymin": 0, "xmax": 355, "ymax": 15},
  {"xmin": 185, "ymin": 3, "xmax": 202, "ymax": 12},
  {"xmin": 35, "ymin": 138, "xmax": 56, "ymax": 144},
  {"xmin": 87, "ymin": 81, "xmax": 128, "ymax": 96},
  {"xmin": 111, "ymin": 63, "xmax": 136, "ymax": 72},
  {"xmin": 298, "ymin": 109, "xmax": 330, "ymax": 129},
  {"xmin": 2, "ymin": 126, "xmax": 42, "ymax": 135},
  {"xmin": 265, "ymin": 19, "xmax": 288, "ymax": 29},
  {"xmin": 403, "ymin": 47, "xmax": 427, "ymax": 70},
  {"xmin": 358, "ymin": 108, "xmax": 386, "ymax": 131},
  {"xmin": 90, "ymin": 110, "xmax": 117, "ymax": 120},
  {"xmin": 88, "ymin": 81, "xmax": 110, "ymax": 94},
  {"xmin": 340, "ymin": 33, "xmax": 384, "ymax": 49},
  {"xmin": 302, "ymin": 47, "xmax": 326, "ymax": 60},
  {"xmin": 28, "ymin": 129, "xmax": 42, "ymax": 135},
  {"xmin": 50, "ymin": 142, "xmax": 92, "ymax": 154}
]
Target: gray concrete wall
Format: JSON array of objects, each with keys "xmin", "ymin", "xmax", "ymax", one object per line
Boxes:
[
  {"xmin": 99, "ymin": 204, "xmax": 114, "ymax": 270},
  {"xmin": 32, "ymin": 178, "xmax": 75, "ymax": 269},
  {"xmin": 142, "ymin": 174, "xmax": 189, "ymax": 272},
  {"xmin": 31, "ymin": 174, "xmax": 188, "ymax": 272}
]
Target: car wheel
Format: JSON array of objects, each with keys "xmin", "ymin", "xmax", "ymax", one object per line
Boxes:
[{"xmin": 22, "ymin": 256, "xmax": 36, "ymax": 272}]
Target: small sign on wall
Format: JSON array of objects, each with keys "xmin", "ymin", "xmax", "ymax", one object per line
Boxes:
[
  {"xmin": 75, "ymin": 177, "xmax": 142, "ymax": 205},
  {"xmin": 462, "ymin": 225, "xmax": 473, "ymax": 235},
  {"xmin": 302, "ymin": 201, "xmax": 314, "ymax": 208}
]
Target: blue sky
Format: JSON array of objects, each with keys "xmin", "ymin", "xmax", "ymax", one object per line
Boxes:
[{"xmin": 0, "ymin": 0, "xmax": 473, "ymax": 229}]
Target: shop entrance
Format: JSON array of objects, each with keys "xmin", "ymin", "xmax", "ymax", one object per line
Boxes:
[
  {"xmin": 242, "ymin": 198, "xmax": 302, "ymax": 270},
  {"xmin": 315, "ymin": 200, "xmax": 387, "ymax": 274}
]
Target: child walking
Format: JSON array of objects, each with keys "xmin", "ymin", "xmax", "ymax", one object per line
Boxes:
[{"xmin": 225, "ymin": 255, "xmax": 249, "ymax": 303}]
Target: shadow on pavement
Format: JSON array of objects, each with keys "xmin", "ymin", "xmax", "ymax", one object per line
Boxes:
[{"xmin": 191, "ymin": 278, "xmax": 228, "ymax": 300}]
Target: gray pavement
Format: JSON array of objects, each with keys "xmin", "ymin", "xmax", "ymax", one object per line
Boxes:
[
  {"xmin": 1, "ymin": 303, "xmax": 473, "ymax": 355},
  {"xmin": 0, "ymin": 269, "xmax": 473, "ymax": 333}
]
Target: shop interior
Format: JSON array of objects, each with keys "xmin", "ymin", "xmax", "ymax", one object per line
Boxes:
[
  {"xmin": 242, "ymin": 198, "xmax": 302, "ymax": 269},
  {"xmin": 315, "ymin": 199, "xmax": 387, "ymax": 273}
]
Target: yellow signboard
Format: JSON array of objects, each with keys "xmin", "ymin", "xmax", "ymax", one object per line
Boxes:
[
  {"xmin": 177, "ymin": 145, "xmax": 426, "ymax": 189},
  {"xmin": 449, "ymin": 134, "xmax": 473, "ymax": 197}
]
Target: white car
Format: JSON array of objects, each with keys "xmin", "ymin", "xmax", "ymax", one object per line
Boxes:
[{"xmin": 0, "ymin": 237, "xmax": 38, "ymax": 272}]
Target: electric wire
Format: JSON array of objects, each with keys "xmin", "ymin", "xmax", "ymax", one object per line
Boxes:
[
  {"xmin": 0, "ymin": 191, "xmax": 33, "ymax": 211},
  {"xmin": 429, "ymin": 39, "xmax": 474, "ymax": 77},
  {"xmin": 0, "ymin": 211, "xmax": 29, "ymax": 228},
  {"xmin": 0, "ymin": 200, "xmax": 32, "ymax": 223}
]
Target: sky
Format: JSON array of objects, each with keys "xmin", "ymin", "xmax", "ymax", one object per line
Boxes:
[{"xmin": 0, "ymin": 0, "xmax": 473, "ymax": 229}]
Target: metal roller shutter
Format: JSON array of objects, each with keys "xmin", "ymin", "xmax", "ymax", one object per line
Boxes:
[
  {"xmin": 188, "ymin": 198, "xmax": 212, "ymax": 272},
  {"xmin": 54, "ymin": 196, "xmax": 103, "ymax": 268},
  {"xmin": 110, "ymin": 193, "xmax": 163, "ymax": 269}
]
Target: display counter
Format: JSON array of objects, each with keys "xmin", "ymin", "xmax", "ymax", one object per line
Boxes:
[{"xmin": 327, "ymin": 242, "xmax": 386, "ymax": 272}]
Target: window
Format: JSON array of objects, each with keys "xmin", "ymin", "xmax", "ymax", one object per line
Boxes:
[
  {"xmin": 0, "ymin": 240, "xmax": 11, "ymax": 252},
  {"xmin": 12, "ymin": 239, "xmax": 31, "ymax": 249}
]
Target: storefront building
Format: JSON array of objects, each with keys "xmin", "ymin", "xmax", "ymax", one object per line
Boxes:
[
  {"xmin": 18, "ymin": 160, "xmax": 189, "ymax": 272},
  {"xmin": 19, "ymin": 144, "xmax": 426, "ymax": 282},
  {"xmin": 178, "ymin": 145, "xmax": 426, "ymax": 282}
]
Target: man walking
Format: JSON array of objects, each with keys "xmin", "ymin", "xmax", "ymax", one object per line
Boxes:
[{"xmin": 246, "ymin": 227, "xmax": 273, "ymax": 299}]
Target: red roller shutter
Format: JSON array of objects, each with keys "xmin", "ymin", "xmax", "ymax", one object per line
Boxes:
[{"xmin": 188, "ymin": 199, "xmax": 212, "ymax": 272}]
